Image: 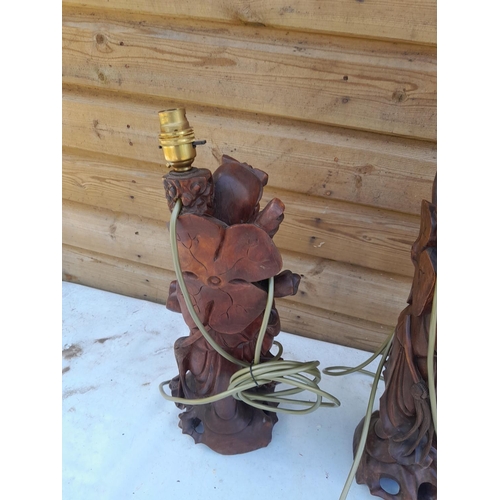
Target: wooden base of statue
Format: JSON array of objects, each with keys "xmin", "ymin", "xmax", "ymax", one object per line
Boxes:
[
  {"xmin": 164, "ymin": 155, "xmax": 300, "ymax": 455},
  {"xmin": 353, "ymin": 179, "xmax": 437, "ymax": 499}
]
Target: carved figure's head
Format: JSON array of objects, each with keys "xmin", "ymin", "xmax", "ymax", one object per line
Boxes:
[{"xmin": 212, "ymin": 155, "xmax": 269, "ymax": 225}]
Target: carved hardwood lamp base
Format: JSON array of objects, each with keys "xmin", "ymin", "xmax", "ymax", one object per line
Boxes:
[
  {"xmin": 169, "ymin": 373, "xmax": 279, "ymax": 455},
  {"xmin": 353, "ymin": 412, "xmax": 437, "ymax": 500},
  {"xmin": 352, "ymin": 180, "xmax": 437, "ymax": 499},
  {"xmin": 158, "ymin": 108, "xmax": 301, "ymax": 455}
]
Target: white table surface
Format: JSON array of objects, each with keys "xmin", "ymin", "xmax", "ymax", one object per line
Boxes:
[{"xmin": 62, "ymin": 282, "xmax": 386, "ymax": 500}]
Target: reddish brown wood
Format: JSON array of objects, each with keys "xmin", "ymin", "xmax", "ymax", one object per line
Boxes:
[
  {"xmin": 163, "ymin": 167, "xmax": 214, "ymax": 215},
  {"xmin": 165, "ymin": 155, "xmax": 300, "ymax": 454},
  {"xmin": 353, "ymin": 178, "xmax": 437, "ymax": 499}
]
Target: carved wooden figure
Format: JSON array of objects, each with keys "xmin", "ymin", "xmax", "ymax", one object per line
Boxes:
[
  {"xmin": 353, "ymin": 178, "xmax": 437, "ymax": 499},
  {"xmin": 164, "ymin": 154, "xmax": 300, "ymax": 455}
]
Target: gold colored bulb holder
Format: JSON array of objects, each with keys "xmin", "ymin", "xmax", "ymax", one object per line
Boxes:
[
  {"xmin": 159, "ymin": 108, "xmax": 214, "ymax": 215},
  {"xmin": 158, "ymin": 108, "xmax": 205, "ymax": 172}
]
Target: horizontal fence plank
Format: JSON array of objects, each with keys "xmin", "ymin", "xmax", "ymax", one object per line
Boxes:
[
  {"xmin": 62, "ymin": 9, "xmax": 436, "ymax": 140},
  {"xmin": 62, "ymin": 1, "xmax": 436, "ymax": 45},
  {"xmin": 62, "ymin": 156, "xmax": 420, "ymax": 276},
  {"xmin": 278, "ymin": 300, "xmax": 393, "ymax": 352},
  {"xmin": 283, "ymin": 251, "xmax": 410, "ymax": 326},
  {"xmin": 63, "ymin": 88, "xmax": 436, "ymax": 215},
  {"xmin": 62, "ymin": 199, "xmax": 171, "ymax": 272},
  {"xmin": 62, "ymin": 200, "xmax": 411, "ymax": 325},
  {"xmin": 261, "ymin": 189, "xmax": 419, "ymax": 277},
  {"xmin": 63, "ymin": 148, "xmax": 168, "ymax": 222},
  {"xmin": 62, "ymin": 244, "xmax": 174, "ymax": 304},
  {"xmin": 63, "ymin": 244, "xmax": 394, "ymax": 351}
]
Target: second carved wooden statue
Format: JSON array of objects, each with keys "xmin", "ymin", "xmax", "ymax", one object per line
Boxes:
[{"xmin": 163, "ymin": 152, "xmax": 301, "ymax": 455}]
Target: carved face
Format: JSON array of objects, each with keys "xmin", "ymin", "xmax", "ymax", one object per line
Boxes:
[{"xmin": 164, "ymin": 169, "xmax": 214, "ymax": 216}]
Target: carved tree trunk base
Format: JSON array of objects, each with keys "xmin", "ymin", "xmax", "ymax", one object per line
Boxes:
[
  {"xmin": 174, "ymin": 398, "xmax": 278, "ymax": 455},
  {"xmin": 353, "ymin": 412, "xmax": 437, "ymax": 500},
  {"xmin": 169, "ymin": 372, "xmax": 279, "ymax": 455}
]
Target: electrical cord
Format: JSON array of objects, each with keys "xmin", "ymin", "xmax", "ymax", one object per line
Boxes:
[
  {"xmin": 427, "ymin": 281, "xmax": 437, "ymax": 434},
  {"xmin": 321, "ymin": 326, "xmax": 395, "ymax": 499},
  {"xmin": 322, "ymin": 282, "xmax": 437, "ymax": 499},
  {"xmin": 322, "ymin": 332, "xmax": 393, "ymax": 380},
  {"xmin": 159, "ymin": 197, "xmax": 437, "ymax": 499},
  {"xmin": 159, "ymin": 198, "xmax": 340, "ymax": 414},
  {"xmin": 336, "ymin": 332, "xmax": 394, "ymax": 500}
]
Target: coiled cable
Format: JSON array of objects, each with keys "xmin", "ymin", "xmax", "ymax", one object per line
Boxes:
[{"xmin": 159, "ymin": 198, "xmax": 340, "ymax": 414}]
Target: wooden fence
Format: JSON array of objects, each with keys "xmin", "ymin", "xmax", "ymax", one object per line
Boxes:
[{"xmin": 62, "ymin": 1, "xmax": 436, "ymax": 351}]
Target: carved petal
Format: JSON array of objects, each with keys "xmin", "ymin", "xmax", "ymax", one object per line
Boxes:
[
  {"xmin": 175, "ymin": 214, "xmax": 227, "ymax": 277},
  {"xmin": 176, "ymin": 276, "xmax": 269, "ymax": 335},
  {"xmin": 206, "ymin": 283, "xmax": 269, "ymax": 334},
  {"xmin": 214, "ymin": 224, "xmax": 282, "ymax": 283},
  {"xmin": 175, "ymin": 214, "xmax": 282, "ymax": 284}
]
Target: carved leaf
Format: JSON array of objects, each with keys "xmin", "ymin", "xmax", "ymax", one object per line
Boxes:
[{"xmin": 174, "ymin": 213, "xmax": 282, "ymax": 333}]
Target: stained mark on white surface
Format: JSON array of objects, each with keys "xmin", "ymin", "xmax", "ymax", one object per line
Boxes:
[
  {"xmin": 62, "ymin": 344, "xmax": 83, "ymax": 359},
  {"xmin": 95, "ymin": 331, "xmax": 129, "ymax": 344},
  {"xmin": 143, "ymin": 325, "xmax": 162, "ymax": 336},
  {"xmin": 94, "ymin": 333, "xmax": 124, "ymax": 344},
  {"xmin": 63, "ymin": 385, "xmax": 98, "ymax": 399},
  {"xmin": 154, "ymin": 347, "xmax": 169, "ymax": 355}
]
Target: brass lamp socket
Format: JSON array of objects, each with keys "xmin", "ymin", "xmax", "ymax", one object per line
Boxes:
[{"xmin": 158, "ymin": 108, "xmax": 197, "ymax": 172}]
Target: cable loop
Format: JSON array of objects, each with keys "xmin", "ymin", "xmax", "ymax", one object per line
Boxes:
[
  {"xmin": 159, "ymin": 198, "xmax": 339, "ymax": 415},
  {"xmin": 249, "ymin": 362, "xmax": 260, "ymax": 387}
]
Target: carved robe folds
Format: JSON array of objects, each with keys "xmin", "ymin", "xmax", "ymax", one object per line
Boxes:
[{"xmin": 353, "ymin": 180, "xmax": 437, "ymax": 500}]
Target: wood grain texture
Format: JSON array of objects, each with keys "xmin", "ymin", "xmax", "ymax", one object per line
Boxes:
[
  {"xmin": 62, "ymin": 200, "xmax": 411, "ymax": 325},
  {"xmin": 62, "ymin": 8, "xmax": 436, "ymax": 140},
  {"xmin": 283, "ymin": 252, "xmax": 410, "ymax": 326},
  {"xmin": 62, "ymin": 148, "xmax": 167, "ymax": 222},
  {"xmin": 63, "ymin": 88, "xmax": 436, "ymax": 215},
  {"xmin": 62, "ymin": 244, "xmax": 394, "ymax": 351},
  {"xmin": 62, "ymin": 156, "xmax": 420, "ymax": 277},
  {"xmin": 62, "ymin": 244, "xmax": 174, "ymax": 304},
  {"xmin": 261, "ymin": 189, "xmax": 419, "ymax": 277},
  {"xmin": 62, "ymin": 199, "xmax": 170, "ymax": 271},
  {"xmin": 278, "ymin": 300, "xmax": 393, "ymax": 352},
  {"xmin": 62, "ymin": 0, "xmax": 436, "ymax": 45}
]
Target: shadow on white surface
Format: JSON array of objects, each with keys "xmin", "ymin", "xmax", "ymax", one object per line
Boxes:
[{"xmin": 62, "ymin": 282, "xmax": 386, "ymax": 500}]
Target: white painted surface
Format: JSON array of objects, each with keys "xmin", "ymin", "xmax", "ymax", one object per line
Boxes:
[{"xmin": 62, "ymin": 282, "xmax": 386, "ymax": 500}]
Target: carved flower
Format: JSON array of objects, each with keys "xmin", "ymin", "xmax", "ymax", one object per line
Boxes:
[{"xmin": 173, "ymin": 213, "xmax": 282, "ymax": 334}]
